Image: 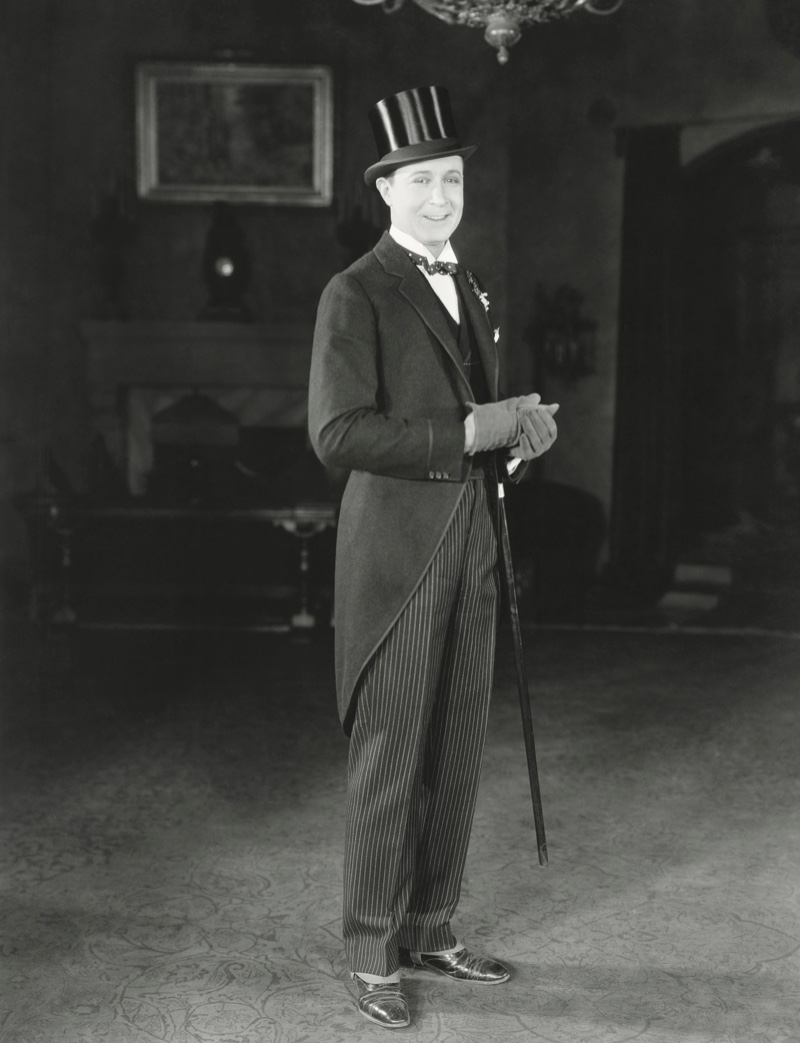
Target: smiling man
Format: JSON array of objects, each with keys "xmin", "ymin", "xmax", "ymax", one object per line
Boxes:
[
  {"xmin": 309, "ymin": 86, "xmax": 558, "ymax": 1029},
  {"xmin": 376, "ymin": 154, "xmax": 464, "ymax": 254}
]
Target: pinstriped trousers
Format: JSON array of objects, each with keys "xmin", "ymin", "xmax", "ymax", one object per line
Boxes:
[{"xmin": 343, "ymin": 478, "xmax": 499, "ymax": 977}]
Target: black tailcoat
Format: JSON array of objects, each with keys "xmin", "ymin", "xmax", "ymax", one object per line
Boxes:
[{"xmin": 309, "ymin": 232, "xmax": 505, "ymax": 732}]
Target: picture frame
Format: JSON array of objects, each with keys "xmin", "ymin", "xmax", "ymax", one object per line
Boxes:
[{"xmin": 135, "ymin": 63, "xmax": 333, "ymax": 206}]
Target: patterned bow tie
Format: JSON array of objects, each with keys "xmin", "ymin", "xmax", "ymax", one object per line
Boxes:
[{"xmin": 406, "ymin": 250, "xmax": 458, "ymax": 277}]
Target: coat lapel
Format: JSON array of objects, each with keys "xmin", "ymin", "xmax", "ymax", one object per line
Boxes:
[
  {"xmin": 457, "ymin": 270, "xmax": 499, "ymax": 401},
  {"xmin": 374, "ymin": 233, "xmax": 474, "ymax": 399}
]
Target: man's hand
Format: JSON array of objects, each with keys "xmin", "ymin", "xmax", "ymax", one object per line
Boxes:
[
  {"xmin": 501, "ymin": 393, "xmax": 543, "ymax": 412},
  {"xmin": 464, "ymin": 395, "xmax": 559, "ymax": 457},
  {"xmin": 466, "ymin": 399, "xmax": 523, "ymax": 453},
  {"xmin": 510, "ymin": 404, "xmax": 559, "ymax": 460}
]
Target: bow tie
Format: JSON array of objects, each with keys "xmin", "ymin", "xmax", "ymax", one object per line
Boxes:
[{"xmin": 406, "ymin": 250, "xmax": 458, "ymax": 277}]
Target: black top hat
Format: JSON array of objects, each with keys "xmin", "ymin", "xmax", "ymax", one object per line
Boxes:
[{"xmin": 364, "ymin": 85, "xmax": 477, "ymax": 188}]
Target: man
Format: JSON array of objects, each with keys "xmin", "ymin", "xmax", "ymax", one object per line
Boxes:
[{"xmin": 309, "ymin": 86, "xmax": 558, "ymax": 1029}]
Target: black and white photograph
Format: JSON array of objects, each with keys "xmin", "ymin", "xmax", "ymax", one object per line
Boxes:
[{"xmin": 1, "ymin": 1, "xmax": 799, "ymax": 1041}]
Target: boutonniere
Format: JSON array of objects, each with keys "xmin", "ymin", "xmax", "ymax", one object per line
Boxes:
[
  {"xmin": 465, "ymin": 270, "xmax": 491, "ymax": 314},
  {"xmin": 465, "ymin": 269, "xmax": 499, "ymax": 343}
]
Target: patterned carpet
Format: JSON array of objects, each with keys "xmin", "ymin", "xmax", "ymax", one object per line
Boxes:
[{"xmin": 1, "ymin": 626, "xmax": 799, "ymax": 1042}]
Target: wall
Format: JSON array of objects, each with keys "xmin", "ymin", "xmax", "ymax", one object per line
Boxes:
[
  {"xmin": 1, "ymin": 1, "xmax": 57, "ymax": 591},
  {"xmin": 1, "ymin": 0, "xmax": 510, "ymax": 586},
  {"xmin": 506, "ymin": 0, "xmax": 800, "ymax": 514},
  {"xmin": 4, "ymin": 0, "xmax": 800, "ymax": 587}
]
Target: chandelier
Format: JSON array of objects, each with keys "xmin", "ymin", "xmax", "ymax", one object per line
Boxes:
[{"xmin": 351, "ymin": 0, "xmax": 625, "ymax": 64}]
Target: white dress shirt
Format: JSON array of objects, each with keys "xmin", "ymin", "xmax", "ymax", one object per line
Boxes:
[{"xmin": 389, "ymin": 226, "xmax": 460, "ymax": 324}]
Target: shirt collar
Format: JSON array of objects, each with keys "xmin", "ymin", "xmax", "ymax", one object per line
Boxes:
[{"xmin": 390, "ymin": 226, "xmax": 458, "ymax": 266}]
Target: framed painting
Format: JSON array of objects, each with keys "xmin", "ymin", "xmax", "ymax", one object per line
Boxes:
[{"xmin": 135, "ymin": 63, "xmax": 333, "ymax": 206}]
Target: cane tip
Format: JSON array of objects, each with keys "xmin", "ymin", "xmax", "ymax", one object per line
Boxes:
[{"xmin": 538, "ymin": 845, "xmax": 549, "ymax": 868}]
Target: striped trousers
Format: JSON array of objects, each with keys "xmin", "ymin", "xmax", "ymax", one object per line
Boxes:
[{"xmin": 343, "ymin": 478, "xmax": 499, "ymax": 977}]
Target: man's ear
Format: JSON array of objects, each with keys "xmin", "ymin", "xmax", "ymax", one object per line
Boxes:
[{"xmin": 375, "ymin": 178, "xmax": 391, "ymax": 206}]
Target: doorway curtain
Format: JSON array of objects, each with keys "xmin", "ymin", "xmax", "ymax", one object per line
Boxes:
[{"xmin": 607, "ymin": 124, "xmax": 685, "ymax": 603}]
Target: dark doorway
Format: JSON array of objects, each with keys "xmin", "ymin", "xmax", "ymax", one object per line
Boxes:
[{"xmin": 680, "ymin": 121, "xmax": 800, "ymax": 551}]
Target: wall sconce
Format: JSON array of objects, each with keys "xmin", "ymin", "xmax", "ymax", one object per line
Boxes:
[{"xmin": 528, "ymin": 283, "xmax": 598, "ymax": 382}]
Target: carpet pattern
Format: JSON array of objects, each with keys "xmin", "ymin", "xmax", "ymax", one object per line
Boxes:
[{"xmin": 1, "ymin": 629, "xmax": 799, "ymax": 1042}]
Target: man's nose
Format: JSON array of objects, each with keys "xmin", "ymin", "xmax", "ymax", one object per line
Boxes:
[{"xmin": 429, "ymin": 180, "xmax": 447, "ymax": 205}]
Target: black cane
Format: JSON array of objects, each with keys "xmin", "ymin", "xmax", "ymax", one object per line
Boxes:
[{"xmin": 496, "ymin": 482, "xmax": 549, "ymax": 867}]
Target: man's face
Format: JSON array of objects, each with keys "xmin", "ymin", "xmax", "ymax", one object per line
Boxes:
[{"xmin": 376, "ymin": 155, "xmax": 464, "ymax": 257}]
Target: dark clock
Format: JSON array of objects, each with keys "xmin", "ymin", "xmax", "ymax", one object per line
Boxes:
[{"xmin": 200, "ymin": 201, "xmax": 252, "ymax": 320}]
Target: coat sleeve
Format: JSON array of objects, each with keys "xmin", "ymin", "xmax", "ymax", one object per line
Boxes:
[{"xmin": 308, "ymin": 272, "xmax": 467, "ymax": 480}]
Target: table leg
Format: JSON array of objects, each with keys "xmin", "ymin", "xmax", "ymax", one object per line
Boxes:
[
  {"xmin": 52, "ymin": 519, "xmax": 77, "ymax": 625},
  {"xmin": 291, "ymin": 535, "xmax": 316, "ymax": 629}
]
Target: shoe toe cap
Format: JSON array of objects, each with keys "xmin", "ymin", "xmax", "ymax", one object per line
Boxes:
[
  {"xmin": 358, "ymin": 994, "xmax": 410, "ymax": 1027},
  {"xmin": 355, "ymin": 981, "xmax": 410, "ymax": 1028}
]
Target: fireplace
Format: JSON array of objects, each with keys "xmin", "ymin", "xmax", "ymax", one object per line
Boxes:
[
  {"xmin": 18, "ymin": 320, "xmax": 336, "ymax": 632},
  {"xmin": 80, "ymin": 320, "xmax": 315, "ymax": 498}
]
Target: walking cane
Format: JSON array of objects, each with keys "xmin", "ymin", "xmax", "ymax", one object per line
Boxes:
[{"xmin": 496, "ymin": 481, "xmax": 549, "ymax": 867}]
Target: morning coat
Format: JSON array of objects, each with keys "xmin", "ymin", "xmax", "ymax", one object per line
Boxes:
[{"xmin": 308, "ymin": 231, "xmax": 507, "ymax": 734}]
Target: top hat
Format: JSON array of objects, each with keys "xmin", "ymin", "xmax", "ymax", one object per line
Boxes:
[{"xmin": 364, "ymin": 85, "xmax": 477, "ymax": 188}]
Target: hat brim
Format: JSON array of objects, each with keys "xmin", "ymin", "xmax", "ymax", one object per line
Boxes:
[{"xmin": 364, "ymin": 140, "xmax": 478, "ymax": 188}]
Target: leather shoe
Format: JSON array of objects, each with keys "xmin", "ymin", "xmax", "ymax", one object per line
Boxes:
[
  {"xmin": 352, "ymin": 975, "xmax": 410, "ymax": 1028},
  {"xmin": 400, "ymin": 946, "xmax": 511, "ymax": 984}
]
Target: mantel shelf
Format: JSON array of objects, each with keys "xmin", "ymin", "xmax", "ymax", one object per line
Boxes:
[
  {"xmin": 80, "ymin": 319, "xmax": 316, "ymax": 495},
  {"xmin": 80, "ymin": 319, "xmax": 315, "ymax": 388}
]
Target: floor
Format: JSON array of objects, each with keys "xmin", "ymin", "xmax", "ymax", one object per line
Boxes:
[{"xmin": 1, "ymin": 619, "xmax": 799, "ymax": 1043}]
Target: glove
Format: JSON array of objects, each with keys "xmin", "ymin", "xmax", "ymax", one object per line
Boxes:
[
  {"xmin": 510, "ymin": 404, "xmax": 559, "ymax": 460},
  {"xmin": 501, "ymin": 393, "xmax": 542, "ymax": 412},
  {"xmin": 467, "ymin": 399, "xmax": 523, "ymax": 453}
]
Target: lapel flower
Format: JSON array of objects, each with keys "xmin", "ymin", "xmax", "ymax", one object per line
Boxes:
[
  {"xmin": 465, "ymin": 270, "xmax": 491, "ymax": 315},
  {"xmin": 465, "ymin": 269, "xmax": 498, "ymax": 343}
]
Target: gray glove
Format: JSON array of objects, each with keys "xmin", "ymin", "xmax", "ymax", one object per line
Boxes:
[
  {"xmin": 467, "ymin": 400, "xmax": 523, "ymax": 453},
  {"xmin": 511, "ymin": 404, "xmax": 560, "ymax": 460}
]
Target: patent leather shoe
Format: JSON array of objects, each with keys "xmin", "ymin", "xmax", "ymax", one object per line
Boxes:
[
  {"xmin": 352, "ymin": 975, "xmax": 410, "ymax": 1028},
  {"xmin": 399, "ymin": 946, "xmax": 511, "ymax": 984}
]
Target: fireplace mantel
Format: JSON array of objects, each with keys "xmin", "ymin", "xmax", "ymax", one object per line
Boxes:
[
  {"xmin": 80, "ymin": 320, "xmax": 314, "ymax": 388},
  {"xmin": 80, "ymin": 320, "xmax": 315, "ymax": 493}
]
